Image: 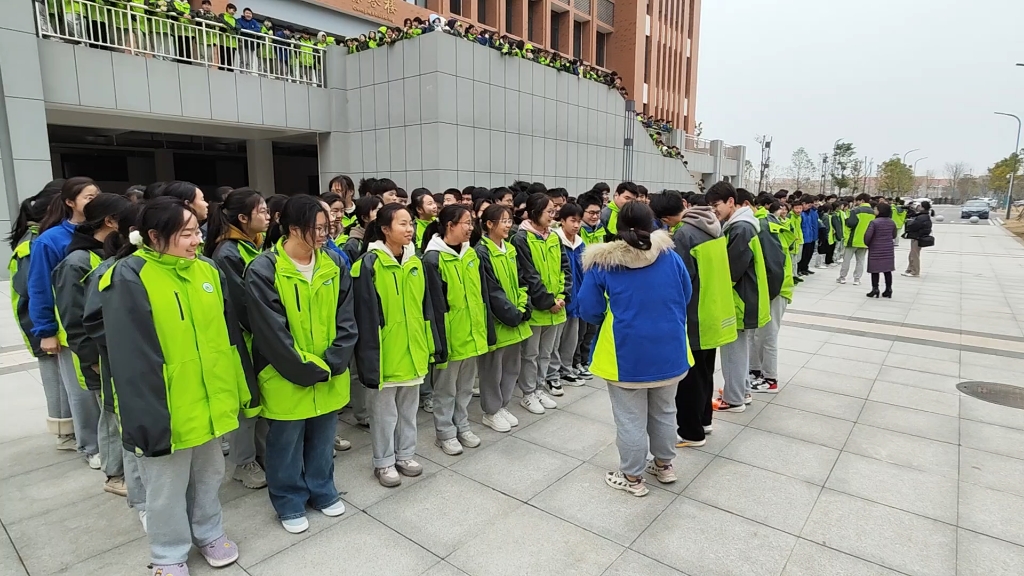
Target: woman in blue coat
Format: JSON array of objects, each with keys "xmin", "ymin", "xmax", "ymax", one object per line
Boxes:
[{"xmin": 577, "ymin": 202, "xmax": 692, "ymax": 498}]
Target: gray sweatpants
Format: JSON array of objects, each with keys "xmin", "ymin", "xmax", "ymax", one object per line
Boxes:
[
  {"xmin": 368, "ymin": 385, "xmax": 418, "ymax": 468},
  {"xmin": 478, "ymin": 344, "xmax": 522, "ymax": 415},
  {"xmin": 721, "ymin": 329, "xmax": 753, "ymax": 406},
  {"xmin": 750, "ymin": 297, "xmax": 787, "ymax": 380},
  {"xmin": 57, "ymin": 348, "xmax": 100, "ymax": 456},
  {"xmin": 839, "ymin": 246, "xmax": 867, "ymax": 281},
  {"xmin": 228, "ymin": 413, "xmax": 268, "ymax": 468},
  {"xmin": 38, "ymin": 355, "xmax": 71, "ymax": 421},
  {"xmin": 96, "ymin": 396, "xmax": 124, "ymax": 478},
  {"xmin": 347, "ymin": 358, "xmax": 369, "ymax": 423},
  {"xmin": 123, "ymin": 447, "xmax": 147, "ymax": 511},
  {"xmin": 519, "ymin": 324, "xmax": 560, "ymax": 394},
  {"xmin": 606, "ymin": 383, "xmax": 678, "ymax": 477},
  {"xmin": 547, "ymin": 317, "xmax": 580, "ymax": 380},
  {"xmin": 432, "ymin": 358, "xmax": 478, "ymax": 441},
  {"xmin": 137, "ymin": 438, "xmax": 225, "ymax": 566}
]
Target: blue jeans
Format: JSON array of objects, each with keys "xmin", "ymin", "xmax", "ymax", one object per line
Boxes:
[{"xmin": 265, "ymin": 413, "xmax": 340, "ymax": 521}]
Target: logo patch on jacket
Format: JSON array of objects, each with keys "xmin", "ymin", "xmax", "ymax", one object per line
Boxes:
[
  {"xmin": 411, "ymin": 269, "xmax": 418, "ymax": 276},
  {"xmin": 202, "ymin": 282, "xmax": 214, "ymax": 293}
]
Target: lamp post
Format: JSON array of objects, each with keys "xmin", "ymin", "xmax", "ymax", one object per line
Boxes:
[
  {"xmin": 912, "ymin": 157, "xmax": 928, "ymax": 195},
  {"xmin": 995, "ymin": 112, "xmax": 1022, "ymax": 219},
  {"xmin": 903, "ymin": 148, "xmax": 920, "ymax": 164}
]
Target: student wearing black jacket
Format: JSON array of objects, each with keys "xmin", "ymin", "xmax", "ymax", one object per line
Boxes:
[{"xmin": 902, "ymin": 201, "xmax": 933, "ymax": 277}]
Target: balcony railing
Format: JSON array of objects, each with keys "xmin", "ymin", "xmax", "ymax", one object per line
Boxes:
[
  {"xmin": 724, "ymin": 145, "xmax": 741, "ymax": 160},
  {"xmin": 684, "ymin": 135, "xmax": 711, "ymax": 154},
  {"xmin": 597, "ymin": 0, "xmax": 614, "ymax": 25},
  {"xmin": 33, "ymin": 0, "xmax": 326, "ymax": 86},
  {"xmin": 574, "ymin": 0, "xmax": 591, "ymax": 15}
]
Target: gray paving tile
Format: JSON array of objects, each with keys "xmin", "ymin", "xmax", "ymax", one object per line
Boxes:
[
  {"xmin": 825, "ymin": 452, "xmax": 958, "ymax": 523},
  {"xmin": 816, "ymin": 342, "xmax": 889, "ymax": 364},
  {"xmin": 50, "ymin": 536, "xmax": 250, "ymax": 576},
  {"xmin": 749, "ymin": 403, "xmax": 854, "ymax": 450},
  {"xmin": 513, "ymin": 410, "xmax": 616, "ymax": 461},
  {"xmin": 803, "ymin": 355, "xmax": 882, "ymax": 380},
  {"xmin": 801, "ymin": 489, "xmax": 956, "ymax": 576},
  {"xmin": 632, "ymin": 496, "xmax": 797, "ymax": 576},
  {"xmin": 778, "ymin": 338, "xmax": 825, "ymax": 355},
  {"xmin": 0, "ymin": 456, "xmax": 106, "ymax": 524},
  {"xmin": 712, "ymin": 397, "xmax": 768, "ymax": 426},
  {"xmin": 0, "ymin": 526, "xmax": 27, "ymax": 576},
  {"xmin": 366, "ymin": 469, "xmax": 520, "ymax": 557},
  {"xmin": 875, "ymin": 365, "xmax": 961, "ymax": 395},
  {"xmin": 720, "ymin": 428, "xmax": 840, "ymax": 485},
  {"xmin": 773, "ymin": 384, "xmax": 866, "ymax": 421},
  {"xmin": 421, "ymin": 561, "xmax": 470, "ymax": 576},
  {"xmin": 778, "ymin": 348, "xmax": 814, "ymax": 367},
  {"xmin": 529, "ymin": 463, "xmax": 675, "ymax": 546},
  {"xmin": 447, "ymin": 504, "xmax": 622, "ymax": 576},
  {"xmin": 889, "ymin": 341, "xmax": 960, "ymax": 362},
  {"xmin": 957, "ymin": 528, "xmax": 1024, "ymax": 576},
  {"xmin": 601, "ymin": 550, "xmax": 686, "ymax": 576},
  {"xmin": 960, "ymin": 419, "xmax": 1024, "ymax": 460},
  {"xmin": 782, "ymin": 539, "xmax": 903, "ymax": 576},
  {"xmin": 868, "ymin": 380, "xmax": 960, "ymax": 417},
  {"xmin": 6, "ymin": 493, "xmax": 144, "ymax": 575},
  {"xmin": 449, "ymin": 436, "xmax": 581, "ymax": 501},
  {"xmin": 587, "ymin": 442, "xmax": 714, "ymax": 494},
  {"xmin": 0, "ymin": 432, "xmax": 81, "ymax": 481},
  {"xmin": 331, "ymin": 443, "xmax": 443, "ymax": 510},
  {"xmin": 247, "ymin": 512, "xmax": 439, "ymax": 576},
  {"xmin": 882, "ymin": 353, "xmax": 960, "ymax": 377},
  {"xmin": 415, "ymin": 412, "xmax": 510, "ymax": 466},
  {"xmin": 692, "ymin": 418, "xmax": 745, "ymax": 456},
  {"xmin": 562, "ymin": 385, "xmax": 615, "ymax": 425},
  {"xmin": 960, "ymin": 446, "xmax": 1024, "ymax": 498},
  {"xmin": 960, "ymin": 394, "xmax": 1024, "ymax": 431},
  {"xmin": 844, "ymin": 424, "xmax": 959, "ymax": 479},
  {"xmin": 856, "ymin": 401, "xmax": 959, "ymax": 444},
  {"xmin": 959, "ymin": 482, "xmax": 1024, "ymax": 547},
  {"xmin": 684, "ymin": 458, "xmax": 821, "ymax": 535},
  {"xmin": 827, "ymin": 333, "xmax": 894, "ymax": 352}
]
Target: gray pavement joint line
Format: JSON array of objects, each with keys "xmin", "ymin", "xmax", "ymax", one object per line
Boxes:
[
  {"xmin": 0, "ymin": 362, "xmax": 41, "ymax": 377},
  {"xmin": 788, "ymin": 308, "xmax": 1024, "ymax": 344},
  {"xmin": 782, "ymin": 319, "xmax": 1024, "ymax": 361},
  {"xmin": 0, "ymin": 517, "xmax": 30, "ymax": 575}
]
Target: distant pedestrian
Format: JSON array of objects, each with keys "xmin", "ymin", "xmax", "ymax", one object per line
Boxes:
[
  {"xmin": 902, "ymin": 201, "xmax": 933, "ymax": 277},
  {"xmin": 864, "ymin": 203, "xmax": 897, "ymax": 298}
]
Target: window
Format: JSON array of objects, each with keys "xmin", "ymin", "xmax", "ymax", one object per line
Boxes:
[
  {"xmin": 506, "ymin": 0, "xmax": 513, "ymax": 32},
  {"xmin": 573, "ymin": 21, "xmax": 582, "ymax": 59},
  {"xmin": 643, "ymin": 35, "xmax": 651, "ymax": 82},
  {"xmin": 451, "ymin": 0, "xmax": 462, "ymax": 16},
  {"xmin": 550, "ymin": 11, "xmax": 560, "ymax": 52},
  {"xmin": 478, "ymin": 0, "xmax": 488, "ymax": 26},
  {"xmin": 596, "ymin": 32, "xmax": 607, "ymax": 67}
]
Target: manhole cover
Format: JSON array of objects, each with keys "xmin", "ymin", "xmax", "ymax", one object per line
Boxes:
[{"xmin": 957, "ymin": 381, "xmax": 1024, "ymax": 410}]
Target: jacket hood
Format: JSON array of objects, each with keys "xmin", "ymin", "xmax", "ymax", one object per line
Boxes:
[
  {"xmin": 681, "ymin": 207, "xmax": 722, "ymax": 238},
  {"xmin": 66, "ymin": 230, "xmax": 105, "ymax": 256},
  {"xmin": 348, "ymin": 225, "xmax": 365, "ymax": 240},
  {"xmin": 520, "ymin": 219, "xmax": 550, "ymax": 239},
  {"xmin": 582, "ymin": 229, "xmax": 674, "ymax": 271},
  {"xmin": 724, "ymin": 206, "xmax": 760, "ymax": 233},
  {"xmin": 424, "ymin": 234, "xmax": 471, "ymax": 258},
  {"xmin": 554, "ymin": 227, "xmax": 584, "ymax": 250},
  {"xmin": 366, "ymin": 240, "xmax": 416, "ymax": 265},
  {"xmin": 220, "ymin": 224, "xmax": 263, "ymax": 248}
]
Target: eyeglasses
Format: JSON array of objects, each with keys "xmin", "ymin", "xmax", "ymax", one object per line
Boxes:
[
  {"xmin": 498, "ymin": 218, "xmax": 514, "ymax": 224},
  {"xmin": 584, "ymin": 210, "xmax": 601, "ymax": 216}
]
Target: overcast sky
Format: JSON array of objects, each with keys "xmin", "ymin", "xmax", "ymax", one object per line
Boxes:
[{"xmin": 696, "ymin": 0, "xmax": 1024, "ymax": 181}]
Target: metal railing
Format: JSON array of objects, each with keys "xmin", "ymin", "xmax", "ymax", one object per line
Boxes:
[
  {"xmin": 573, "ymin": 0, "xmax": 591, "ymax": 15},
  {"xmin": 33, "ymin": 0, "xmax": 326, "ymax": 86},
  {"xmin": 597, "ymin": 0, "xmax": 614, "ymax": 25},
  {"xmin": 684, "ymin": 135, "xmax": 711, "ymax": 154},
  {"xmin": 724, "ymin": 145, "xmax": 741, "ymax": 160}
]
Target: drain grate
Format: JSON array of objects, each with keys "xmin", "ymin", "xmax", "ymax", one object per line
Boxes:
[{"xmin": 957, "ymin": 381, "xmax": 1024, "ymax": 410}]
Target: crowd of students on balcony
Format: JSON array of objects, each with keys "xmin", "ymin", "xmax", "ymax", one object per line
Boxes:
[
  {"xmin": 637, "ymin": 114, "xmax": 674, "ymax": 133},
  {"xmin": 341, "ymin": 15, "xmax": 630, "ymax": 100},
  {"xmin": 635, "ymin": 114, "xmax": 684, "ymax": 161},
  {"xmin": 36, "ymin": 0, "xmax": 336, "ymax": 84}
]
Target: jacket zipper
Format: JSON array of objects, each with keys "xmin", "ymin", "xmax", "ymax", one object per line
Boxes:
[
  {"xmin": 294, "ymin": 284, "xmax": 301, "ymax": 312},
  {"xmin": 173, "ymin": 292, "xmax": 185, "ymax": 321},
  {"xmin": 393, "ymin": 273, "xmax": 400, "ymax": 296}
]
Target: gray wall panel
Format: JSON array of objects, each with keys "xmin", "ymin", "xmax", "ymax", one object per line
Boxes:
[
  {"xmin": 0, "ymin": 29, "xmax": 43, "ymax": 100},
  {"xmin": 179, "ymin": 65, "xmax": 212, "ymax": 120},
  {"xmin": 209, "ymin": 70, "xmax": 239, "ymax": 122},
  {"xmin": 260, "ymin": 78, "xmax": 287, "ymax": 126},
  {"xmin": 235, "ymin": 73, "xmax": 264, "ymax": 124},
  {"xmin": 38, "ymin": 40, "xmax": 78, "ymax": 105},
  {"xmin": 309, "ymin": 87, "xmax": 330, "ymax": 131},
  {"xmin": 147, "ymin": 58, "xmax": 183, "ymax": 116},
  {"xmin": 111, "ymin": 52, "xmax": 151, "ymax": 113},
  {"xmin": 284, "ymin": 82, "xmax": 311, "ymax": 129},
  {"xmin": 75, "ymin": 46, "xmax": 116, "ymax": 109}
]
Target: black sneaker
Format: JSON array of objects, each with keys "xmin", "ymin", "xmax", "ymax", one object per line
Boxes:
[
  {"xmin": 751, "ymin": 378, "xmax": 779, "ymax": 394},
  {"xmin": 546, "ymin": 379, "xmax": 564, "ymax": 397},
  {"xmin": 748, "ymin": 370, "xmax": 763, "ymax": 381},
  {"xmin": 806, "ymin": 269, "xmax": 816, "ymax": 275},
  {"xmin": 793, "ymin": 277, "xmax": 804, "ymax": 284},
  {"xmin": 561, "ymin": 373, "xmax": 582, "ymax": 384}
]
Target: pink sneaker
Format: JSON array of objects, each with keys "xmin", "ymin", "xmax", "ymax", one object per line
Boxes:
[
  {"xmin": 199, "ymin": 535, "xmax": 239, "ymax": 568},
  {"xmin": 152, "ymin": 564, "xmax": 189, "ymax": 576}
]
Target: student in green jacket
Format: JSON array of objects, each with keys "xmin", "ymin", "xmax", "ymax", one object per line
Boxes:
[
  {"xmin": 422, "ymin": 205, "xmax": 490, "ymax": 455},
  {"xmin": 203, "ymin": 188, "xmax": 270, "ymax": 491},
  {"xmin": 512, "ymin": 193, "xmax": 571, "ymax": 414},
  {"xmin": 838, "ymin": 193, "xmax": 876, "ymax": 285},
  {"xmin": 750, "ymin": 196, "xmax": 794, "ymax": 395},
  {"xmin": 475, "ymin": 205, "xmax": 531, "ymax": 432},
  {"xmin": 53, "ymin": 193, "xmax": 132, "ymax": 497},
  {"xmin": 352, "ymin": 203, "xmax": 443, "ymax": 488},
  {"xmin": 599, "ymin": 182, "xmax": 639, "ymax": 240},
  {"xmin": 412, "ymin": 188, "xmax": 438, "ymax": 250},
  {"xmin": 93, "ymin": 196, "xmax": 256, "ymax": 574},
  {"xmin": 245, "ymin": 195, "xmax": 357, "ymax": 534}
]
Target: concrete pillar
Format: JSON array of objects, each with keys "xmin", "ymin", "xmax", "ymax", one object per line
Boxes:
[
  {"xmin": 710, "ymin": 139, "xmax": 724, "ymax": 185},
  {"xmin": 0, "ymin": 0, "xmax": 54, "ymax": 271},
  {"xmin": 734, "ymin": 145, "xmax": 747, "ymax": 189},
  {"xmin": 246, "ymin": 140, "xmax": 275, "ymax": 195},
  {"xmin": 154, "ymin": 149, "xmax": 175, "ymax": 182}
]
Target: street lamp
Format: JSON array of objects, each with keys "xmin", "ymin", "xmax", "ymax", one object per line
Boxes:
[
  {"xmin": 912, "ymin": 157, "xmax": 928, "ymax": 195},
  {"xmin": 995, "ymin": 112, "xmax": 1022, "ymax": 218},
  {"xmin": 903, "ymin": 148, "xmax": 920, "ymax": 164}
]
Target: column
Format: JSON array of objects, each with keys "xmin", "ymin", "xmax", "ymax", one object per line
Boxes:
[
  {"xmin": 710, "ymin": 139, "xmax": 723, "ymax": 185},
  {"xmin": 734, "ymin": 145, "xmax": 746, "ymax": 189},
  {"xmin": 0, "ymin": 0, "xmax": 55, "ymax": 270},
  {"xmin": 246, "ymin": 140, "xmax": 275, "ymax": 194}
]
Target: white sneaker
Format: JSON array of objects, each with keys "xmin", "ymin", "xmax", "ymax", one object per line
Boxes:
[
  {"xmin": 333, "ymin": 436, "xmax": 352, "ymax": 451},
  {"xmin": 56, "ymin": 435, "xmax": 76, "ymax": 451},
  {"xmin": 281, "ymin": 517, "xmax": 309, "ymax": 534},
  {"xmin": 458, "ymin": 430, "xmax": 481, "ymax": 448},
  {"xmin": 521, "ymin": 392, "xmax": 546, "ymax": 414},
  {"xmin": 87, "ymin": 453, "xmax": 101, "ymax": 470},
  {"xmin": 436, "ymin": 437, "xmax": 464, "ymax": 455},
  {"xmin": 853, "ymin": 279, "xmax": 861, "ymax": 286},
  {"xmin": 220, "ymin": 437, "xmax": 230, "ymax": 455},
  {"xmin": 321, "ymin": 500, "xmax": 346, "ymax": 517},
  {"xmin": 536, "ymin": 390, "xmax": 558, "ymax": 409},
  {"xmin": 375, "ymin": 466, "xmax": 401, "ymax": 487},
  {"xmin": 703, "ymin": 424, "xmax": 714, "ymax": 434},
  {"xmin": 472, "ymin": 385, "xmax": 480, "ymax": 397},
  {"xmin": 482, "ymin": 412, "xmax": 511, "ymax": 433},
  {"xmin": 497, "ymin": 407, "xmax": 519, "ymax": 427},
  {"xmin": 139, "ymin": 510, "xmax": 148, "ymax": 534},
  {"xmin": 837, "ymin": 277, "xmax": 846, "ymax": 284}
]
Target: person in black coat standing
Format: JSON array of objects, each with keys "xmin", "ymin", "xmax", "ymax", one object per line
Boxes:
[{"xmin": 902, "ymin": 200, "xmax": 933, "ymax": 277}]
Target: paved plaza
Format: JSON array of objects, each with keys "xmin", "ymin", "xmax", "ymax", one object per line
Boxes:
[{"xmin": 3, "ymin": 204, "xmax": 1024, "ymax": 575}]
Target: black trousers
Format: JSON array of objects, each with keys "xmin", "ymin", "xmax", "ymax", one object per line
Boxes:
[
  {"xmin": 798, "ymin": 242, "xmax": 815, "ymax": 272},
  {"xmin": 871, "ymin": 272, "xmax": 892, "ymax": 290},
  {"xmin": 824, "ymin": 242, "xmax": 835, "ymax": 265},
  {"xmin": 573, "ymin": 320, "xmax": 598, "ymax": 367},
  {"xmin": 676, "ymin": 347, "xmax": 717, "ymax": 442}
]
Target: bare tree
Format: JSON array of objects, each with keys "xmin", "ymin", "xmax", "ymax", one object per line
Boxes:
[
  {"xmin": 787, "ymin": 147, "xmax": 818, "ymax": 192},
  {"xmin": 944, "ymin": 162, "xmax": 968, "ymax": 200}
]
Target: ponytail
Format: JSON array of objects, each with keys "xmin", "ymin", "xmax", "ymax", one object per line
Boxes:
[
  {"xmin": 77, "ymin": 193, "xmax": 131, "ymax": 237},
  {"xmin": 262, "ymin": 194, "xmax": 289, "ymax": 250},
  {"xmin": 203, "ymin": 188, "xmax": 265, "ymax": 257},
  {"xmin": 104, "ymin": 203, "xmax": 143, "ymax": 259},
  {"xmin": 616, "ymin": 202, "xmax": 655, "ymax": 250},
  {"xmin": 116, "ymin": 197, "xmax": 194, "ymax": 259},
  {"xmin": 7, "ymin": 179, "xmax": 63, "ymax": 250},
  {"xmin": 39, "ymin": 177, "xmax": 97, "ymax": 233},
  {"xmin": 363, "ymin": 203, "xmax": 410, "ymax": 255}
]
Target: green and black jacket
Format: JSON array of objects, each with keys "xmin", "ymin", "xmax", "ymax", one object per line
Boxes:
[
  {"xmin": 89, "ymin": 248, "xmax": 259, "ymax": 457},
  {"xmin": 723, "ymin": 208, "xmax": 771, "ymax": 331},
  {"xmin": 210, "ymin": 226, "xmax": 263, "ymax": 333},
  {"xmin": 52, "ymin": 232, "xmax": 105, "ymax": 391},
  {"xmin": 752, "ymin": 207, "xmax": 787, "ymax": 301},
  {"xmin": 672, "ymin": 214, "xmax": 738, "ymax": 351},
  {"xmin": 422, "ymin": 235, "xmax": 491, "ymax": 363},
  {"xmin": 845, "ymin": 203, "xmax": 876, "ymax": 248},
  {"xmin": 8, "ymin": 228, "xmax": 43, "ymax": 357},
  {"xmin": 510, "ymin": 225, "xmax": 571, "ymax": 326},
  {"xmin": 82, "ymin": 258, "xmax": 118, "ymax": 413},
  {"xmin": 475, "ymin": 236, "xmax": 532, "ymax": 350}
]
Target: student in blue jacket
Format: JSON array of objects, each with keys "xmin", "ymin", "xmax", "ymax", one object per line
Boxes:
[
  {"xmin": 547, "ymin": 203, "xmax": 586, "ymax": 391},
  {"xmin": 26, "ymin": 176, "xmax": 101, "ymax": 466},
  {"xmin": 797, "ymin": 197, "xmax": 818, "ymax": 275},
  {"xmin": 578, "ymin": 202, "xmax": 692, "ymax": 498}
]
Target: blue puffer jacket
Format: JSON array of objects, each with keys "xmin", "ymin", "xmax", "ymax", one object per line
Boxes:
[
  {"xmin": 555, "ymin": 228, "xmax": 584, "ymax": 318},
  {"xmin": 27, "ymin": 220, "xmax": 76, "ymax": 338},
  {"xmin": 801, "ymin": 207, "xmax": 819, "ymax": 243}
]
